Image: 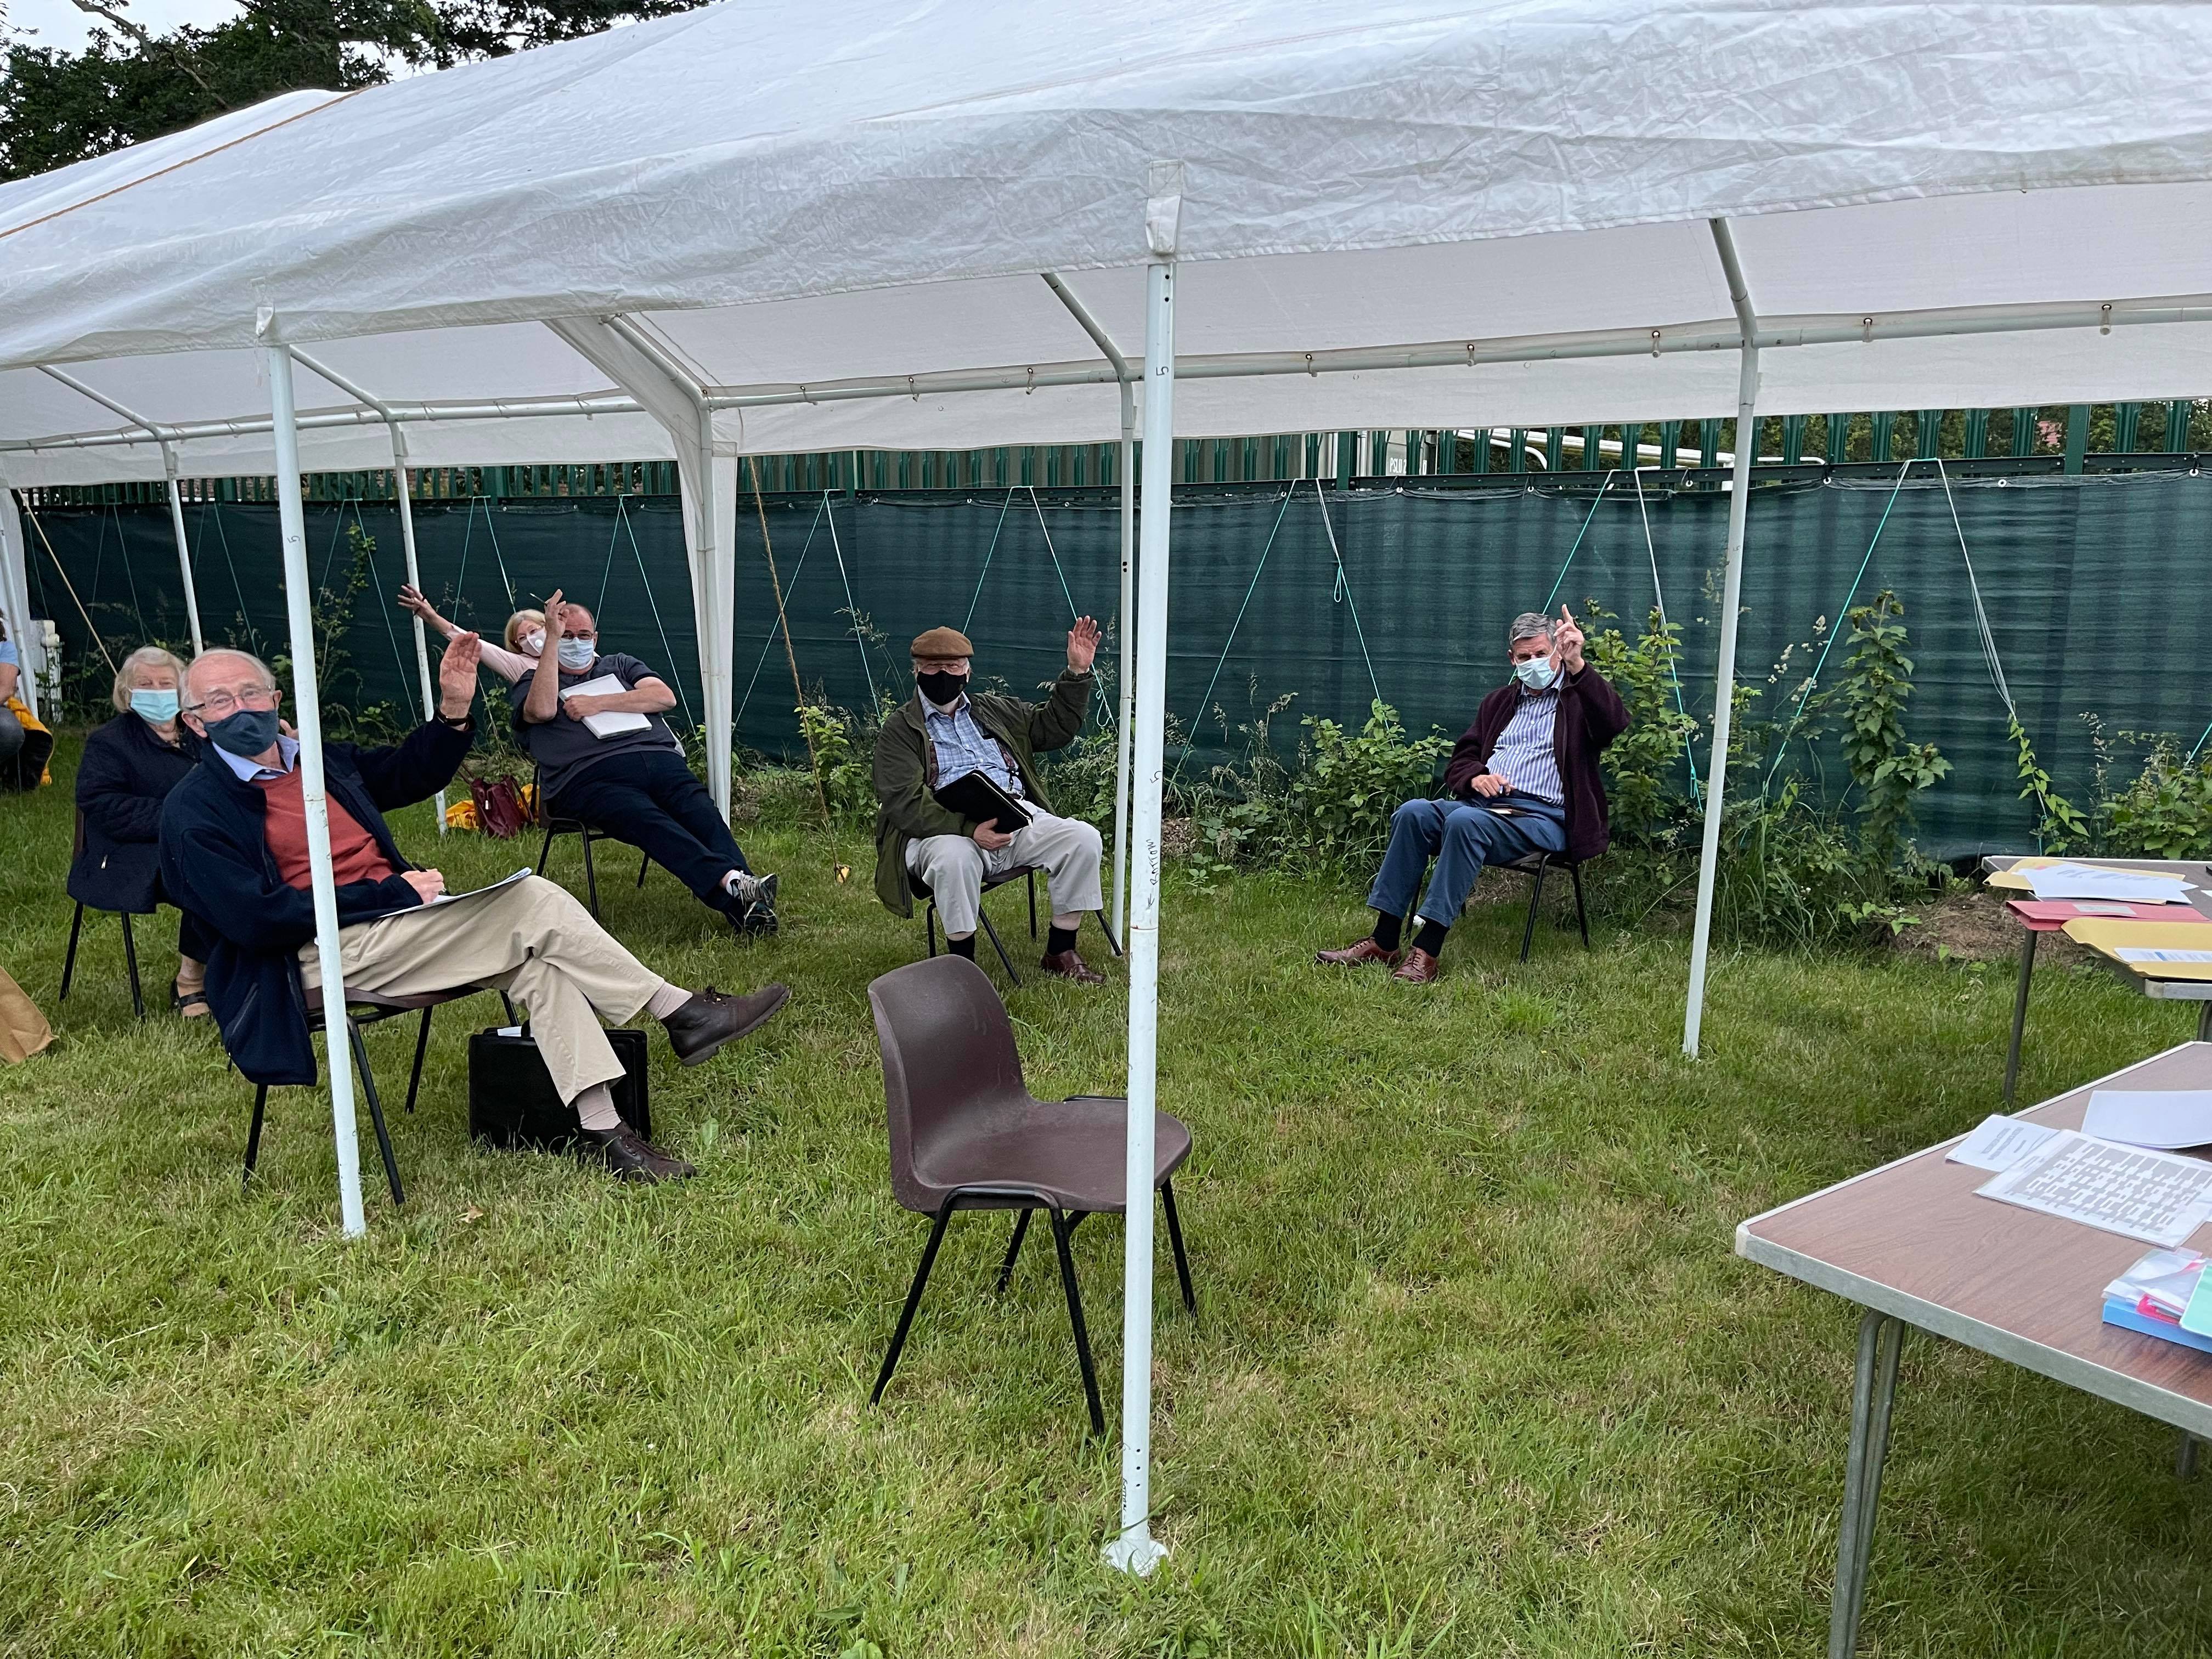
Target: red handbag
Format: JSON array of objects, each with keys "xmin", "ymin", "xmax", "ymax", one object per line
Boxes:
[{"xmin": 468, "ymin": 774, "xmax": 532, "ymax": 839}]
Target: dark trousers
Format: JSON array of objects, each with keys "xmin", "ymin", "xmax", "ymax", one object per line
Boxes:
[
  {"xmin": 1367, "ymin": 793, "xmax": 1567, "ymax": 927},
  {"xmin": 549, "ymin": 749, "xmax": 751, "ymax": 911}
]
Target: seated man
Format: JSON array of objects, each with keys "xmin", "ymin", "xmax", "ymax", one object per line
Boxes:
[
  {"xmin": 873, "ymin": 620, "xmax": 1108, "ymax": 984},
  {"xmin": 160, "ymin": 642, "xmax": 789, "ymax": 1185},
  {"xmin": 516, "ymin": 590, "xmax": 777, "ymax": 935},
  {"xmin": 1319, "ymin": 606, "xmax": 1628, "ymax": 984}
]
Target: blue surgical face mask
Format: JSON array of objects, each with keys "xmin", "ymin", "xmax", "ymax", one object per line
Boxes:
[
  {"xmin": 1514, "ymin": 655, "xmax": 1558, "ymax": 691},
  {"xmin": 557, "ymin": 637, "xmax": 597, "ymax": 672},
  {"xmin": 130, "ymin": 687, "xmax": 180, "ymax": 724},
  {"xmin": 203, "ymin": 705, "xmax": 282, "ymax": 759}
]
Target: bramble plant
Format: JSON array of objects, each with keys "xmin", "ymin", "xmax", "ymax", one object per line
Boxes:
[
  {"xmin": 1828, "ymin": 590, "xmax": 1949, "ymax": 872},
  {"xmin": 1585, "ymin": 605, "xmax": 1700, "ymax": 844}
]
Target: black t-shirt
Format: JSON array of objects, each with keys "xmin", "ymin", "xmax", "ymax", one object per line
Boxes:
[{"xmin": 513, "ymin": 651, "xmax": 682, "ymax": 800}]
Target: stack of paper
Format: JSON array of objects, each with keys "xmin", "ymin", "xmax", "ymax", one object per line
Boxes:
[
  {"xmin": 2022, "ymin": 861, "xmax": 2194, "ymax": 904},
  {"xmin": 559, "ymin": 674, "xmax": 652, "ymax": 738},
  {"xmin": 2084, "ymin": 1089, "xmax": 2212, "ymax": 1150},
  {"xmin": 1975, "ymin": 1130, "xmax": 2212, "ymax": 1246},
  {"xmin": 2101, "ymin": 1247, "xmax": 2212, "ymax": 1354}
]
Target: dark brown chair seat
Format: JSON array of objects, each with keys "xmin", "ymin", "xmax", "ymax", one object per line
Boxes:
[{"xmin": 866, "ymin": 954, "xmax": 1195, "ymax": 1434}]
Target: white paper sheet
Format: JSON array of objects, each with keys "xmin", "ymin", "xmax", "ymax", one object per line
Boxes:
[
  {"xmin": 2115, "ymin": 947, "xmax": 2212, "ymax": 965},
  {"xmin": 560, "ymin": 673, "xmax": 652, "ymax": 738},
  {"xmin": 2023, "ymin": 862, "xmax": 2194, "ymax": 904},
  {"xmin": 2084, "ymin": 1089, "xmax": 2212, "ymax": 1150},
  {"xmin": 1947, "ymin": 1114, "xmax": 2061, "ymax": 1173},
  {"xmin": 1976, "ymin": 1130, "xmax": 2212, "ymax": 1247},
  {"xmin": 430, "ymin": 867, "xmax": 534, "ymax": 906}
]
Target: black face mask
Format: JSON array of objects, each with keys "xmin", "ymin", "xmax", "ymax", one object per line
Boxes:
[{"xmin": 916, "ymin": 669, "xmax": 968, "ymax": 707}]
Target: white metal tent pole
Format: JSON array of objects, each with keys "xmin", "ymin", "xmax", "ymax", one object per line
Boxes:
[
  {"xmin": 388, "ymin": 425, "xmax": 445, "ymax": 834},
  {"xmin": 264, "ymin": 342, "xmax": 369, "ymax": 1238},
  {"xmin": 704, "ymin": 449, "xmax": 739, "ymax": 815},
  {"xmin": 1113, "ymin": 382, "xmax": 1137, "ymax": 941},
  {"xmin": 1105, "ymin": 160, "xmax": 1182, "ymax": 1579},
  {"xmin": 0, "ymin": 483, "xmax": 38, "ymax": 718},
  {"xmin": 1682, "ymin": 219, "xmax": 1762, "ymax": 1060},
  {"xmin": 162, "ymin": 448, "xmax": 205, "ymax": 654}
]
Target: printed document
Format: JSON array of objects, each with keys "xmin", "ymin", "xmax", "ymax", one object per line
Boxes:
[
  {"xmin": 1947, "ymin": 1114, "xmax": 2060, "ymax": 1173},
  {"xmin": 1977, "ymin": 1130, "xmax": 2212, "ymax": 1247},
  {"xmin": 2024, "ymin": 862, "xmax": 2194, "ymax": 904}
]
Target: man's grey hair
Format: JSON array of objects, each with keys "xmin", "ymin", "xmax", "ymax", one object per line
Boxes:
[
  {"xmin": 1508, "ymin": 612, "xmax": 1555, "ymax": 651},
  {"xmin": 185, "ymin": 648, "xmax": 278, "ymax": 700}
]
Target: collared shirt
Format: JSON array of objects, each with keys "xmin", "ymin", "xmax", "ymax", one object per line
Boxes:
[
  {"xmin": 924, "ymin": 696, "xmax": 1023, "ymax": 798},
  {"xmin": 215, "ymin": 732, "xmax": 300, "ymax": 783},
  {"xmin": 1486, "ymin": 682, "xmax": 1564, "ymax": 804}
]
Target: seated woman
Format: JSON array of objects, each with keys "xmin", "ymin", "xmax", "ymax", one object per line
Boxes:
[
  {"xmin": 397, "ymin": 587, "xmax": 544, "ymax": 685},
  {"xmin": 0, "ymin": 614, "xmax": 56, "ymax": 791},
  {"xmin": 69, "ymin": 646, "xmax": 214, "ymax": 1014}
]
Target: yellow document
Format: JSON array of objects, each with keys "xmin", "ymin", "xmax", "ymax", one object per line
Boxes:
[{"xmin": 2062, "ymin": 918, "xmax": 2212, "ymax": 981}]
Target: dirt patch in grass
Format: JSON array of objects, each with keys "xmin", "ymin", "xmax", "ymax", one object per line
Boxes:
[{"xmin": 1887, "ymin": 888, "xmax": 2097, "ymax": 969}]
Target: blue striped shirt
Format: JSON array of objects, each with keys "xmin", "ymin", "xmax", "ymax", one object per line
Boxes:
[
  {"xmin": 925, "ymin": 697, "xmax": 1024, "ymax": 798},
  {"xmin": 1486, "ymin": 685, "xmax": 1564, "ymax": 804}
]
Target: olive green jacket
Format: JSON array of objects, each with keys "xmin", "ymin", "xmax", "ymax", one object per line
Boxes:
[{"xmin": 872, "ymin": 669, "xmax": 1094, "ymax": 917}]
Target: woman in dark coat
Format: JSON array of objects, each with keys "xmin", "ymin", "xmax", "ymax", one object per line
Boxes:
[{"xmin": 69, "ymin": 646, "xmax": 212, "ymax": 1015}]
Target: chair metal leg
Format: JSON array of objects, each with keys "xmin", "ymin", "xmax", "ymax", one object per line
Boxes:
[
  {"xmin": 534, "ymin": 821, "xmax": 555, "ymax": 876},
  {"xmin": 1098, "ymin": 910, "xmax": 1124, "ymax": 957},
  {"xmin": 404, "ymin": 1006, "xmax": 435, "ymax": 1115},
  {"xmin": 978, "ymin": 907, "xmax": 1021, "ymax": 985},
  {"xmin": 120, "ymin": 911, "xmax": 144, "ymax": 1020},
  {"xmin": 926, "ymin": 902, "xmax": 939, "ymax": 958},
  {"xmin": 995, "ymin": 1207, "xmax": 1033, "ymax": 1292},
  {"xmin": 1569, "ymin": 863, "xmax": 1591, "ymax": 949},
  {"xmin": 499, "ymin": 991, "xmax": 518, "ymax": 1025},
  {"xmin": 1161, "ymin": 1177, "xmax": 1197, "ymax": 1315},
  {"xmin": 1829, "ymin": 1310, "xmax": 1905, "ymax": 1659},
  {"xmin": 1026, "ymin": 868, "xmax": 1038, "ymax": 938},
  {"xmin": 1047, "ymin": 1206, "xmax": 1107, "ymax": 1436},
  {"xmin": 1519, "ymin": 862, "xmax": 1548, "ymax": 963},
  {"xmin": 580, "ymin": 830, "xmax": 601, "ymax": 920},
  {"xmin": 871, "ymin": 1197, "xmax": 958, "ymax": 1406},
  {"xmin": 60, "ymin": 902, "xmax": 84, "ymax": 1001},
  {"xmin": 2177, "ymin": 1430, "xmax": 2200, "ymax": 1481},
  {"xmin": 2004, "ymin": 928, "xmax": 2038, "ymax": 1107},
  {"xmin": 243, "ymin": 1083, "xmax": 269, "ymax": 1187},
  {"xmin": 345, "ymin": 1019, "xmax": 406, "ymax": 1208},
  {"xmin": 636, "ymin": 849, "xmax": 652, "ymax": 889}
]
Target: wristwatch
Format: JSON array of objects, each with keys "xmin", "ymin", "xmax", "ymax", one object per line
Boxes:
[{"xmin": 437, "ymin": 710, "xmax": 473, "ymax": 730}]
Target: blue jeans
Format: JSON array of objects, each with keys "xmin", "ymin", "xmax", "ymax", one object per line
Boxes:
[{"xmin": 1367, "ymin": 793, "xmax": 1567, "ymax": 928}]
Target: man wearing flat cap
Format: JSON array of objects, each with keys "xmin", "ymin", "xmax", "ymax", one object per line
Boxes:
[{"xmin": 873, "ymin": 620, "xmax": 1108, "ymax": 983}]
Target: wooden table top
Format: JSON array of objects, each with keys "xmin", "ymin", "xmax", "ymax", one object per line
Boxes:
[{"xmin": 1738, "ymin": 1042, "xmax": 2212, "ymax": 1436}]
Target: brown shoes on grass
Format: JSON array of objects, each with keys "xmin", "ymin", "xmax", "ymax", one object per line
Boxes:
[
  {"xmin": 1389, "ymin": 947, "xmax": 1441, "ymax": 984},
  {"xmin": 1315, "ymin": 937, "xmax": 1403, "ymax": 968},
  {"xmin": 1039, "ymin": 949, "xmax": 1105, "ymax": 985}
]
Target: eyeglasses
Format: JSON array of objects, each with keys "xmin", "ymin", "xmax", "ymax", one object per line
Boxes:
[{"xmin": 187, "ymin": 686, "xmax": 279, "ymax": 718}]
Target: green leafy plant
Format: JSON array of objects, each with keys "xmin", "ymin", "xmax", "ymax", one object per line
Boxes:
[
  {"xmin": 1827, "ymin": 590, "xmax": 1949, "ymax": 871},
  {"xmin": 2009, "ymin": 715, "xmax": 2087, "ymax": 851},
  {"xmin": 2100, "ymin": 737, "xmax": 2212, "ymax": 859},
  {"xmin": 1279, "ymin": 700, "xmax": 1452, "ymax": 871},
  {"xmin": 1585, "ymin": 605, "xmax": 1700, "ymax": 844}
]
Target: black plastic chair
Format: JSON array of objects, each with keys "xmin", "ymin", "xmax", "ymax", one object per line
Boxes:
[
  {"xmin": 866, "ymin": 955, "xmax": 1195, "ymax": 1435},
  {"xmin": 1507, "ymin": 849, "xmax": 1591, "ymax": 962},
  {"xmin": 243, "ymin": 981, "xmax": 507, "ymax": 1206},
  {"xmin": 913, "ymin": 864, "xmax": 1039, "ymax": 984},
  {"xmin": 60, "ymin": 812, "xmax": 146, "ymax": 1020},
  {"xmin": 531, "ymin": 765, "xmax": 650, "ymax": 921}
]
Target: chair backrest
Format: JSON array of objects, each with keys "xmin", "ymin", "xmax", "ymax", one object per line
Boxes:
[{"xmin": 867, "ymin": 955, "xmax": 1032, "ymax": 1211}]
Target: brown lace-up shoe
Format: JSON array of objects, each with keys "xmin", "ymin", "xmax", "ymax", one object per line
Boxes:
[
  {"xmin": 1316, "ymin": 937, "xmax": 1404, "ymax": 968},
  {"xmin": 578, "ymin": 1122, "xmax": 697, "ymax": 1184},
  {"xmin": 663, "ymin": 983, "xmax": 791, "ymax": 1065},
  {"xmin": 1390, "ymin": 947, "xmax": 1442, "ymax": 984},
  {"xmin": 1039, "ymin": 948, "xmax": 1105, "ymax": 985}
]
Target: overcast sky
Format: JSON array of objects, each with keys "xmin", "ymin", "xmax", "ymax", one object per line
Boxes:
[{"xmin": 8, "ymin": 0, "xmax": 244, "ymax": 53}]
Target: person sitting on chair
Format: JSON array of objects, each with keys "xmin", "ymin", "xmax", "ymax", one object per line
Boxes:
[
  {"xmin": 397, "ymin": 586, "xmax": 543, "ymax": 685},
  {"xmin": 873, "ymin": 620, "xmax": 1108, "ymax": 984},
  {"xmin": 514, "ymin": 590, "xmax": 777, "ymax": 935},
  {"xmin": 159, "ymin": 643, "xmax": 789, "ymax": 1185},
  {"xmin": 1318, "ymin": 606, "xmax": 1628, "ymax": 984},
  {"xmin": 69, "ymin": 645, "xmax": 215, "ymax": 1015}
]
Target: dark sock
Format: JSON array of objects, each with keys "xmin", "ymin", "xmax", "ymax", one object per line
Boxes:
[
  {"xmin": 1372, "ymin": 911, "xmax": 1403, "ymax": 951},
  {"xmin": 1412, "ymin": 919, "xmax": 1449, "ymax": 957},
  {"xmin": 1046, "ymin": 924, "xmax": 1079, "ymax": 956},
  {"xmin": 948, "ymin": 935, "xmax": 977, "ymax": 961}
]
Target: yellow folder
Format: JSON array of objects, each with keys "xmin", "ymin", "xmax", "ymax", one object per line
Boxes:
[
  {"xmin": 2062, "ymin": 917, "xmax": 2212, "ymax": 981},
  {"xmin": 1985, "ymin": 856, "xmax": 2064, "ymax": 893}
]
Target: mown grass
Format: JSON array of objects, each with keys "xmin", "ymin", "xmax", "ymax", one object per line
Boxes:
[{"xmin": 2, "ymin": 732, "xmax": 2209, "ymax": 1657}]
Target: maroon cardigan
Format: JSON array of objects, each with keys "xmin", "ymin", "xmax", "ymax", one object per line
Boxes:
[{"xmin": 1440, "ymin": 667, "xmax": 1630, "ymax": 863}]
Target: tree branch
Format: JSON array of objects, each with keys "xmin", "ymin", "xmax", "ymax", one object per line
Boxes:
[{"xmin": 65, "ymin": 0, "xmax": 217, "ymax": 93}]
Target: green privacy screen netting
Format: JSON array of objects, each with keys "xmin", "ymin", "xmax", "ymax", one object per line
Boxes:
[{"xmin": 21, "ymin": 470, "xmax": 2209, "ymax": 861}]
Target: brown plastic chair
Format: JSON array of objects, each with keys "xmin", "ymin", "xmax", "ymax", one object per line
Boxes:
[{"xmin": 866, "ymin": 955, "xmax": 1195, "ymax": 1434}]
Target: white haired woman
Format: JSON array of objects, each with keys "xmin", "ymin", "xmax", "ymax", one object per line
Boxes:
[
  {"xmin": 67, "ymin": 645, "xmax": 215, "ymax": 1014},
  {"xmin": 396, "ymin": 588, "xmax": 544, "ymax": 685}
]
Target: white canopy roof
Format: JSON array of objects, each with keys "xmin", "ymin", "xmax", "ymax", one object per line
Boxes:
[{"xmin": 8, "ymin": 1, "xmax": 2212, "ymax": 485}]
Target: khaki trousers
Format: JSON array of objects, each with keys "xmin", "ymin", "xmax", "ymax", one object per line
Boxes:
[
  {"xmin": 301, "ymin": 875, "xmax": 664, "ymax": 1104},
  {"xmin": 905, "ymin": 810, "xmax": 1104, "ymax": 936}
]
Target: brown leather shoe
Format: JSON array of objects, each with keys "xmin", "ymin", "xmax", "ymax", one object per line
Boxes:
[
  {"xmin": 1316, "ymin": 937, "xmax": 1404, "ymax": 968},
  {"xmin": 1039, "ymin": 948, "xmax": 1105, "ymax": 985},
  {"xmin": 1391, "ymin": 947, "xmax": 1442, "ymax": 984}
]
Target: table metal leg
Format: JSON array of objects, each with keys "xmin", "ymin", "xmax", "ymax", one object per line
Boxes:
[
  {"xmin": 2003, "ymin": 929, "xmax": 2038, "ymax": 1107},
  {"xmin": 2198, "ymin": 1002, "xmax": 2212, "ymax": 1045},
  {"xmin": 1829, "ymin": 1310, "xmax": 1905, "ymax": 1659},
  {"xmin": 2178, "ymin": 1431, "xmax": 2200, "ymax": 1481}
]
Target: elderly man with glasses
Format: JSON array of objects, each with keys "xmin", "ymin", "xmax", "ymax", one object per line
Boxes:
[
  {"xmin": 1317, "ymin": 606, "xmax": 1629, "ymax": 983},
  {"xmin": 159, "ymin": 641, "xmax": 788, "ymax": 1184}
]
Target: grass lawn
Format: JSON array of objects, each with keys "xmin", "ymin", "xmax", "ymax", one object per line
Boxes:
[{"xmin": 3, "ymin": 731, "xmax": 2209, "ymax": 1657}]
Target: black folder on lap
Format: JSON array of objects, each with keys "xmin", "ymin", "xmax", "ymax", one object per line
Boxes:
[{"xmin": 932, "ymin": 770, "xmax": 1034, "ymax": 833}]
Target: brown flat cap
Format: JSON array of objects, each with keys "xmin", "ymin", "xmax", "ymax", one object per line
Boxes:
[{"xmin": 910, "ymin": 626, "xmax": 974, "ymax": 659}]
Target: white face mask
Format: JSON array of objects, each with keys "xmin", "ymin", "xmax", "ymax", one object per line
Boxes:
[
  {"xmin": 1514, "ymin": 655, "xmax": 1558, "ymax": 691},
  {"xmin": 522, "ymin": 630, "xmax": 545, "ymax": 657}
]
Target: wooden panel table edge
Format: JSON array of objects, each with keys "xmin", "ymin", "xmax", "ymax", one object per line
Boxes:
[{"xmin": 1737, "ymin": 1040, "xmax": 2212, "ymax": 1658}]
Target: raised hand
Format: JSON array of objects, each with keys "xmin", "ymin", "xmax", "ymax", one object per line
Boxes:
[
  {"xmin": 1066, "ymin": 614, "xmax": 1100, "ymax": 674},
  {"xmin": 396, "ymin": 584, "xmax": 439, "ymax": 624},
  {"xmin": 1555, "ymin": 605, "xmax": 1585, "ymax": 674},
  {"xmin": 543, "ymin": 588, "xmax": 568, "ymax": 641},
  {"xmin": 436, "ymin": 631, "xmax": 482, "ymax": 717}
]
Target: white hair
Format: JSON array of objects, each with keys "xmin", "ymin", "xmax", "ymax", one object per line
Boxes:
[
  {"xmin": 111, "ymin": 645, "xmax": 188, "ymax": 712},
  {"xmin": 185, "ymin": 648, "xmax": 278, "ymax": 703}
]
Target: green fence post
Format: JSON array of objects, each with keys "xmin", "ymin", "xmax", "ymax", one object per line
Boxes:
[
  {"xmin": 1336, "ymin": 432, "xmax": 1355, "ymax": 487},
  {"xmin": 2168, "ymin": 399, "xmax": 2194, "ymax": 454},
  {"xmin": 2064, "ymin": 404, "xmax": 2089, "ymax": 472},
  {"xmin": 1963, "ymin": 409, "xmax": 1989, "ymax": 459},
  {"xmin": 1545, "ymin": 427, "xmax": 1565, "ymax": 471},
  {"xmin": 1508, "ymin": 428, "xmax": 1527, "ymax": 473},
  {"xmin": 2114, "ymin": 401, "xmax": 2141, "ymax": 454},
  {"xmin": 1698, "ymin": 419, "xmax": 1719, "ymax": 468}
]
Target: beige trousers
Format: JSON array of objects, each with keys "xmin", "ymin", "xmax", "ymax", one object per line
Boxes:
[
  {"xmin": 905, "ymin": 810, "xmax": 1104, "ymax": 936},
  {"xmin": 300, "ymin": 875, "xmax": 665, "ymax": 1104}
]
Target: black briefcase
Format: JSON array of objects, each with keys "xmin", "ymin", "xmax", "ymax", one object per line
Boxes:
[{"xmin": 467, "ymin": 1025, "xmax": 651, "ymax": 1149}]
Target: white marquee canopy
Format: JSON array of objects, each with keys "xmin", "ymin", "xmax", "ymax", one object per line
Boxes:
[{"xmin": 7, "ymin": 0, "xmax": 2212, "ymax": 1578}]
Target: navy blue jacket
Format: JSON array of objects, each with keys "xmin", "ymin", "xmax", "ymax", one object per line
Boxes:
[
  {"xmin": 159, "ymin": 721, "xmax": 472, "ymax": 1085},
  {"xmin": 71, "ymin": 713, "xmax": 201, "ymax": 915}
]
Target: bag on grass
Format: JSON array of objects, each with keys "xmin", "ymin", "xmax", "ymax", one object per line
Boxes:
[
  {"xmin": 0, "ymin": 967, "xmax": 55, "ymax": 1063},
  {"xmin": 467, "ymin": 774, "xmax": 531, "ymax": 839}
]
